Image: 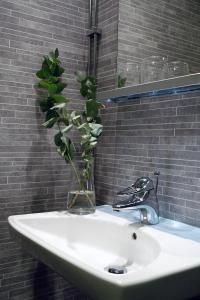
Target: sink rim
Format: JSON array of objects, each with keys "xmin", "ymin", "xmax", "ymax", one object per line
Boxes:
[{"xmin": 8, "ymin": 207, "xmax": 200, "ymax": 288}]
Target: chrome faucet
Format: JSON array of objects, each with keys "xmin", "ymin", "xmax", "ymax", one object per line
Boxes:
[{"xmin": 112, "ymin": 172, "xmax": 160, "ymax": 225}]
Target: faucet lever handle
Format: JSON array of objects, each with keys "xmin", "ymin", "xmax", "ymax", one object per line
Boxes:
[
  {"xmin": 154, "ymin": 171, "xmax": 160, "ymax": 195},
  {"xmin": 117, "ymin": 185, "xmax": 136, "ymax": 195},
  {"xmin": 118, "ymin": 176, "xmax": 154, "ymax": 196}
]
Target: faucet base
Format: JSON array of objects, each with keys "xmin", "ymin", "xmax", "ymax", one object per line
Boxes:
[{"xmin": 140, "ymin": 207, "xmax": 159, "ymax": 225}]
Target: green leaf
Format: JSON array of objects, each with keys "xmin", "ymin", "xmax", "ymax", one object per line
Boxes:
[
  {"xmin": 54, "ymin": 132, "xmax": 63, "ymax": 146},
  {"xmin": 89, "ymin": 123, "xmax": 103, "ymax": 137},
  {"xmin": 85, "ymin": 99, "xmax": 102, "ymax": 119},
  {"xmin": 38, "ymin": 80, "xmax": 50, "ymax": 90},
  {"xmin": 80, "ymin": 85, "xmax": 88, "ymax": 97},
  {"xmin": 61, "ymin": 136, "xmax": 68, "ymax": 146},
  {"xmin": 85, "ymin": 79, "xmax": 93, "ymax": 88},
  {"xmin": 75, "ymin": 71, "xmax": 86, "ymax": 83},
  {"xmin": 70, "ymin": 111, "xmax": 76, "ymax": 119},
  {"xmin": 43, "ymin": 117, "xmax": 57, "ymax": 128},
  {"xmin": 42, "ymin": 60, "xmax": 51, "ymax": 75},
  {"xmin": 57, "ymin": 117, "xmax": 69, "ymax": 126},
  {"xmin": 89, "ymin": 136, "xmax": 97, "ymax": 143},
  {"xmin": 44, "ymin": 56, "xmax": 52, "ymax": 68},
  {"xmin": 52, "ymin": 94, "xmax": 70, "ymax": 103},
  {"xmin": 36, "ymin": 69, "xmax": 48, "ymax": 79},
  {"xmin": 61, "ymin": 137, "xmax": 75, "ymax": 161},
  {"xmin": 38, "ymin": 80, "xmax": 58, "ymax": 95},
  {"xmin": 49, "ymin": 76, "xmax": 59, "ymax": 83},
  {"xmin": 78, "ymin": 75, "xmax": 97, "ymax": 100},
  {"xmin": 54, "ymin": 65, "xmax": 64, "ymax": 77},
  {"xmin": 81, "ymin": 134, "xmax": 91, "ymax": 142},
  {"xmin": 89, "ymin": 141, "xmax": 97, "ymax": 148},
  {"xmin": 39, "ymin": 98, "xmax": 54, "ymax": 112},
  {"xmin": 59, "ymin": 66, "xmax": 65, "ymax": 75},
  {"xmin": 55, "ymin": 134, "xmax": 75, "ymax": 160},
  {"xmin": 59, "ymin": 143, "xmax": 67, "ymax": 157},
  {"xmin": 118, "ymin": 74, "xmax": 127, "ymax": 88},
  {"xmin": 72, "ymin": 115, "xmax": 81, "ymax": 121},
  {"xmin": 56, "ymin": 82, "xmax": 67, "ymax": 93},
  {"xmin": 86, "ymin": 76, "xmax": 96, "ymax": 86},
  {"xmin": 71, "ymin": 113, "xmax": 81, "ymax": 126},
  {"xmin": 78, "ymin": 123, "xmax": 91, "ymax": 135},
  {"xmin": 51, "ymin": 103, "xmax": 66, "ymax": 110},
  {"xmin": 57, "ymin": 146, "xmax": 65, "ymax": 157},
  {"xmin": 45, "ymin": 109, "xmax": 58, "ymax": 121},
  {"xmin": 61, "ymin": 124, "xmax": 73, "ymax": 134},
  {"xmin": 48, "ymin": 83, "xmax": 58, "ymax": 94}
]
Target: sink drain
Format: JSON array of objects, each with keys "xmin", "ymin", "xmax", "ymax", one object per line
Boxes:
[{"xmin": 105, "ymin": 265, "xmax": 127, "ymax": 274}]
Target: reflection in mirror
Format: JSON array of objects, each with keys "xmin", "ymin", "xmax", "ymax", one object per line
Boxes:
[{"xmin": 117, "ymin": 0, "xmax": 200, "ymax": 87}]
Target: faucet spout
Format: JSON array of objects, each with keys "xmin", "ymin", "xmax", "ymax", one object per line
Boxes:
[
  {"xmin": 113, "ymin": 198, "xmax": 159, "ymax": 225},
  {"xmin": 133, "ymin": 205, "xmax": 159, "ymax": 225}
]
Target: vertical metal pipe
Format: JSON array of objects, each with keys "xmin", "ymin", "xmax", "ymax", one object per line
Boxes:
[
  {"xmin": 93, "ymin": 33, "xmax": 97, "ymax": 77},
  {"xmin": 93, "ymin": 0, "xmax": 98, "ymax": 77},
  {"xmin": 87, "ymin": 38, "xmax": 91, "ymax": 76},
  {"xmin": 88, "ymin": 0, "xmax": 99, "ymax": 77},
  {"xmin": 93, "ymin": 0, "xmax": 97, "ymax": 27},
  {"xmin": 89, "ymin": 0, "xmax": 93, "ymax": 27},
  {"xmin": 87, "ymin": 0, "xmax": 93, "ymax": 75}
]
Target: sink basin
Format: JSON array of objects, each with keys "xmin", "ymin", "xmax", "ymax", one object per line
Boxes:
[{"xmin": 8, "ymin": 206, "xmax": 200, "ymax": 300}]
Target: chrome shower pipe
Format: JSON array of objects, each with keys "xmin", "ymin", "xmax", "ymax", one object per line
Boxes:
[
  {"xmin": 87, "ymin": 0, "xmax": 93, "ymax": 75},
  {"xmin": 87, "ymin": 0, "xmax": 101, "ymax": 77},
  {"xmin": 89, "ymin": 0, "xmax": 93, "ymax": 28},
  {"xmin": 92, "ymin": 0, "xmax": 98, "ymax": 77}
]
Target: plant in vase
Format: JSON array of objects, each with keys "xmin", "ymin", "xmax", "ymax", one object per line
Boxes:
[{"xmin": 36, "ymin": 48, "xmax": 103, "ymax": 214}]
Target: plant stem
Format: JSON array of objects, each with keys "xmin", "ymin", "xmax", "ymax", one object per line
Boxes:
[
  {"xmin": 68, "ymin": 159, "xmax": 95, "ymax": 209},
  {"xmin": 57, "ymin": 120, "xmax": 94, "ymax": 209},
  {"xmin": 69, "ymin": 159, "xmax": 84, "ymax": 190}
]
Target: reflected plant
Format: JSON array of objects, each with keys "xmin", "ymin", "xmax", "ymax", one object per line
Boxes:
[
  {"xmin": 117, "ymin": 74, "xmax": 127, "ymax": 88},
  {"xmin": 36, "ymin": 48, "xmax": 103, "ymax": 191}
]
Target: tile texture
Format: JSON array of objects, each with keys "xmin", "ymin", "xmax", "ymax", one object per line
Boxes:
[
  {"xmin": 0, "ymin": 0, "xmax": 91, "ymax": 299},
  {"xmin": 97, "ymin": 0, "xmax": 119, "ymax": 92},
  {"xmin": 118, "ymin": 0, "xmax": 200, "ymax": 74}
]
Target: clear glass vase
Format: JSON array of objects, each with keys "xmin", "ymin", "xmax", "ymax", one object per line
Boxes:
[{"xmin": 67, "ymin": 160, "xmax": 96, "ymax": 215}]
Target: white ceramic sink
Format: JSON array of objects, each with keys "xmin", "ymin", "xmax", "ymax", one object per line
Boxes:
[{"xmin": 8, "ymin": 206, "xmax": 200, "ymax": 300}]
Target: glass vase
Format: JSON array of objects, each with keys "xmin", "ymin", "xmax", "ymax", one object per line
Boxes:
[{"xmin": 67, "ymin": 160, "xmax": 96, "ymax": 215}]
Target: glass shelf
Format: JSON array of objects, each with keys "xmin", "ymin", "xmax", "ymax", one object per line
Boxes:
[{"xmin": 98, "ymin": 73, "xmax": 200, "ymax": 103}]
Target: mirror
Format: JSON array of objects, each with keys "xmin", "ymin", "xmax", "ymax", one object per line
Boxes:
[{"xmin": 116, "ymin": 0, "xmax": 200, "ymax": 88}]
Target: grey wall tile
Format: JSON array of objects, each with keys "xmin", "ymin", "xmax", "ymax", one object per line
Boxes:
[
  {"xmin": 117, "ymin": 0, "xmax": 200, "ymax": 73},
  {"xmin": 97, "ymin": 0, "xmax": 119, "ymax": 92}
]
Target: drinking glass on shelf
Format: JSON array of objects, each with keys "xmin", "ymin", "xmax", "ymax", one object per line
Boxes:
[
  {"xmin": 117, "ymin": 62, "xmax": 141, "ymax": 88},
  {"xmin": 164, "ymin": 61, "xmax": 190, "ymax": 78},
  {"xmin": 140, "ymin": 55, "xmax": 168, "ymax": 83}
]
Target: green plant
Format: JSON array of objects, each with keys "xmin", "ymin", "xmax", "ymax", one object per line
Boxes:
[
  {"xmin": 117, "ymin": 74, "xmax": 127, "ymax": 88},
  {"xmin": 36, "ymin": 48, "xmax": 103, "ymax": 190}
]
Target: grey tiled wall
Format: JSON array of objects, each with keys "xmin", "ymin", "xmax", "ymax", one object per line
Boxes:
[
  {"xmin": 1, "ymin": 0, "xmax": 200, "ymax": 300},
  {"xmin": 118, "ymin": 0, "xmax": 200, "ymax": 73},
  {"xmin": 97, "ymin": 0, "xmax": 119, "ymax": 92},
  {"xmin": 95, "ymin": 0, "xmax": 200, "ymax": 228},
  {"xmin": 0, "ymin": 0, "xmax": 90, "ymax": 299},
  {"xmin": 95, "ymin": 91, "xmax": 200, "ymax": 227}
]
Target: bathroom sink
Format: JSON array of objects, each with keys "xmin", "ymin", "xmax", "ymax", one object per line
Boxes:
[{"xmin": 8, "ymin": 206, "xmax": 200, "ymax": 300}]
